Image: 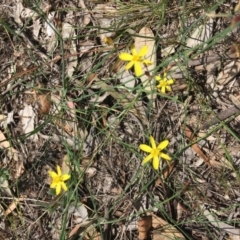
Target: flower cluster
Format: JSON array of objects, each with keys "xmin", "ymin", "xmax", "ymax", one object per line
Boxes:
[
  {"xmin": 119, "ymin": 46, "xmax": 175, "ymax": 93},
  {"xmin": 139, "ymin": 136, "xmax": 171, "ymax": 170},
  {"xmin": 48, "ymin": 165, "xmax": 70, "ymax": 195},
  {"xmin": 47, "ymin": 47, "xmax": 174, "ymax": 194}
]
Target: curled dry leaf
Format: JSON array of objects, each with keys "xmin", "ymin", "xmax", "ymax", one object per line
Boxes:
[
  {"xmin": 34, "ymin": 84, "xmax": 51, "ymax": 114},
  {"xmin": 151, "ymin": 213, "xmax": 185, "ymax": 240},
  {"xmin": 68, "ymin": 219, "xmax": 101, "ymax": 239},
  {"xmin": 137, "ymin": 215, "xmax": 152, "ymax": 240},
  {"xmin": 184, "ymin": 126, "xmax": 211, "ymax": 166},
  {"xmin": 135, "ymin": 27, "xmax": 156, "ymax": 101},
  {"xmin": 36, "ymin": 94, "xmax": 51, "ymax": 114},
  {"xmin": 81, "ymin": 225, "xmax": 101, "ymax": 240}
]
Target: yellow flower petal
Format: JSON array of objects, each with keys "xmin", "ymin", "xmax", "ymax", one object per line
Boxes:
[
  {"xmin": 48, "ymin": 171, "xmax": 58, "ymax": 178},
  {"xmin": 149, "ymin": 136, "xmax": 156, "ymax": 149},
  {"xmin": 167, "ymin": 79, "xmax": 174, "ymax": 84},
  {"xmin": 142, "ymin": 154, "xmax": 153, "ymax": 165},
  {"xmin": 50, "ymin": 182, "xmax": 57, "ymax": 188},
  {"xmin": 125, "ymin": 61, "xmax": 134, "ymax": 70},
  {"xmin": 56, "ymin": 183, "xmax": 61, "ymax": 195},
  {"xmin": 157, "ymin": 140, "xmax": 169, "ymax": 151},
  {"xmin": 138, "ymin": 46, "xmax": 148, "ymax": 57},
  {"xmin": 119, "ymin": 53, "xmax": 133, "ymax": 61},
  {"xmin": 131, "ymin": 47, "xmax": 137, "ymax": 56},
  {"xmin": 103, "ymin": 37, "xmax": 114, "ymax": 46},
  {"xmin": 139, "ymin": 144, "xmax": 152, "ymax": 153},
  {"xmin": 155, "ymin": 76, "xmax": 161, "ymax": 81},
  {"xmin": 134, "ymin": 62, "xmax": 142, "ymax": 76},
  {"xmin": 161, "ymin": 86, "xmax": 166, "ymax": 93},
  {"xmin": 57, "ymin": 165, "xmax": 61, "ymax": 176},
  {"xmin": 142, "ymin": 59, "xmax": 153, "ymax": 65},
  {"xmin": 61, "ymin": 174, "xmax": 71, "ymax": 181},
  {"xmin": 61, "ymin": 182, "xmax": 68, "ymax": 191},
  {"xmin": 152, "ymin": 155, "xmax": 159, "ymax": 170},
  {"xmin": 160, "ymin": 153, "xmax": 171, "ymax": 161},
  {"xmin": 166, "ymin": 86, "xmax": 172, "ymax": 92}
]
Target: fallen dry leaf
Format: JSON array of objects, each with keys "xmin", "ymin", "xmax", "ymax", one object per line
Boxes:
[
  {"xmin": 4, "ymin": 197, "xmax": 25, "ymax": 217},
  {"xmin": 0, "ymin": 130, "xmax": 18, "ymax": 161},
  {"xmin": 67, "ymin": 99, "xmax": 76, "ymax": 119},
  {"xmin": 184, "ymin": 126, "xmax": 211, "ymax": 166},
  {"xmin": 119, "ymin": 66, "xmax": 136, "ymax": 89},
  {"xmin": 0, "ymin": 177, "xmax": 13, "ymax": 196},
  {"xmin": 186, "ymin": 14, "xmax": 213, "ymax": 50},
  {"xmin": 68, "ymin": 203, "xmax": 88, "ymax": 224},
  {"xmin": 200, "ymin": 205, "xmax": 240, "ymax": 235},
  {"xmin": 0, "ymin": 130, "xmax": 16, "ymax": 151},
  {"xmin": 19, "ymin": 104, "xmax": 38, "ymax": 142},
  {"xmin": 62, "ymin": 22, "xmax": 77, "ymax": 77},
  {"xmin": 62, "ymin": 154, "xmax": 70, "ymax": 175},
  {"xmin": 151, "ymin": 213, "xmax": 185, "ymax": 240},
  {"xmin": 137, "ymin": 215, "xmax": 152, "ymax": 240},
  {"xmin": 78, "ymin": 0, "xmax": 91, "ymax": 27},
  {"xmin": 69, "ymin": 220, "xmax": 101, "ymax": 240},
  {"xmin": 34, "ymin": 84, "xmax": 51, "ymax": 114},
  {"xmin": 216, "ymin": 60, "xmax": 240, "ymax": 85}
]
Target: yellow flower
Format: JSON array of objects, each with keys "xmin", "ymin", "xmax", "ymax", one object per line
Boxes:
[
  {"xmin": 103, "ymin": 37, "xmax": 114, "ymax": 46},
  {"xmin": 48, "ymin": 165, "xmax": 70, "ymax": 195},
  {"xmin": 139, "ymin": 136, "xmax": 171, "ymax": 170},
  {"xmin": 156, "ymin": 73, "xmax": 174, "ymax": 94},
  {"xmin": 119, "ymin": 45, "xmax": 153, "ymax": 76}
]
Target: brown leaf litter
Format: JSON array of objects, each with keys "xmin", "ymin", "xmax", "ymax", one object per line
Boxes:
[{"xmin": 1, "ymin": 1, "xmax": 240, "ymax": 239}]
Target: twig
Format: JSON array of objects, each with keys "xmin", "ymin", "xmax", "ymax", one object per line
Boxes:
[{"xmin": 201, "ymin": 105, "xmax": 240, "ymax": 130}]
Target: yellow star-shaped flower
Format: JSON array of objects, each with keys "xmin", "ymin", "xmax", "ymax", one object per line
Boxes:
[
  {"xmin": 48, "ymin": 165, "xmax": 70, "ymax": 195},
  {"xmin": 119, "ymin": 45, "xmax": 153, "ymax": 76},
  {"xmin": 156, "ymin": 73, "xmax": 175, "ymax": 94},
  {"xmin": 139, "ymin": 136, "xmax": 171, "ymax": 170}
]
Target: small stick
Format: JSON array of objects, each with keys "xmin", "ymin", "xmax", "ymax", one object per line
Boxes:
[{"xmin": 201, "ymin": 105, "xmax": 240, "ymax": 130}]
